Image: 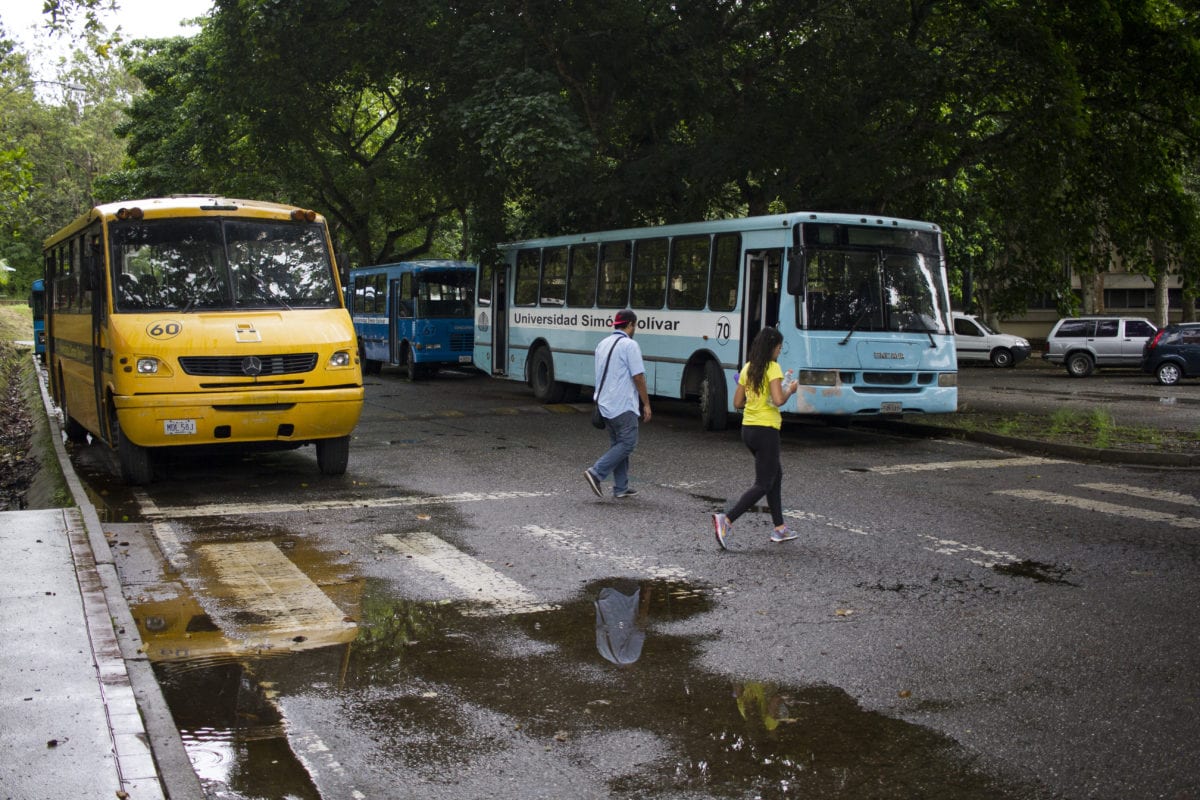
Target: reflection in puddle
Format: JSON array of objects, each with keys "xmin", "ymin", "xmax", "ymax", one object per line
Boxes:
[{"xmin": 141, "ymin": 577, "xmax": 1043, "ymax": 798}]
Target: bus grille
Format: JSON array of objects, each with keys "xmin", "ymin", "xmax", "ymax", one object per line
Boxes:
[
  {"xmin": 178, "ymin": 353, "xmax": 319, "ymax": 377},
  {"xmin": 450, "ymin": 332, "xmax": 474, "ymax": 351}
]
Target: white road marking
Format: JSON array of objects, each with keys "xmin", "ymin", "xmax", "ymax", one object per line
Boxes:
[
  {"xmin": 197, "ymin": 541, "xmax": 357, "ymax": 634},
  {"xmin": 848, "ymin": 456, "xmax": 1064, "ymax": 475},
  {"xmin": 996, "ymin": 489, "xmax": 1200, "ymax": 530},
  {"xmin": 1078, "ymin": 483, "xmax": 1200, "ymax": 508},
  {"xmin": 145, "ymin": 490, "xmax": 552, "ymax": 519},
  {"xmin": 522, "ymin": 524, "xmax": 690, "ymax": 580},
  {"xmin": 916, "ymin": 535, "xmax": 1021, "ymax": 568},
  {"xmin": 783, "ymin": 509, "xmax": 873, "ymax": 536},
  {"xmin": 377, "ymin": 532, "xmax": 556, "ymax": 616}
]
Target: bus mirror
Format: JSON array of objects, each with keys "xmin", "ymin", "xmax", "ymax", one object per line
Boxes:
[{"xmin": 787, "ymin": 250, "xmax": 807, "ymax": 295}]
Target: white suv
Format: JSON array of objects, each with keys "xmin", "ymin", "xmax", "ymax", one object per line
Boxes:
[
  {"xmin": 952, "ymin": 312, "xmax": 1031, "ymax": 368},
  {"xmin": 1043, "ymin": 316, "xmax": 1157, "ymax": 377}
]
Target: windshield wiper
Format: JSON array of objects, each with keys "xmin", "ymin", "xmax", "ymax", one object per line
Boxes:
[
  {"xmin": 838, "ymin": 309, "xmax": 873, "ymax": 345},
  {"xmin": 181, "ymin": 263, "xmax": 220, "ymax": 313}
]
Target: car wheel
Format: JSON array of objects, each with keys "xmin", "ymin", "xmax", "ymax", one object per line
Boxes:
[
  {"xmin": 990, "ymin": 348, "xmax": 1014, "ymax": 368},
  {"xmin": 1066, "ymin": 352, "xmax": 1094, "ymax": 378},
  {"xmin": 1156, "ymin": 361, "xmax": 1182, "ymax": 386}
]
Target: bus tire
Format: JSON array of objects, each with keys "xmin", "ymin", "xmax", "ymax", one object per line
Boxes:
[
  {"xmin": 360, "ymin": 342, "xmax": 382, "ymax": 376},
  {"xmin": 402, "ymin": 344, "xmax": 421, "ymax": 382},
  {"xmin": 700, "ymin": 360, "xmax": 729, "ymax": 431},
  {"xmin": 60, "ymin": 388, "xmax": 89, "ymax": 443},
  {"xmin": 115, "ymin": 419, "xmax": 154, "ymax": 485},
  {"xmin": 530, "ymin": 347, "xmax": 566, "ymax": 403},
  {"xmin": 316, "ymin": 435, "xmax": 350, "ymax": 476}
]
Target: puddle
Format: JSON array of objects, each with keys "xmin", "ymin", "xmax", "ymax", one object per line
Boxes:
[
  {"xmin": 143, "ymin": 577, "xmax": 1045, "ymax": 799},
  {"xmin": 992, "ymin": 559, "xmax": 1076, "ymax": 586}
]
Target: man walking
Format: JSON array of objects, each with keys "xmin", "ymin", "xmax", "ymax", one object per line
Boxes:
[{"xmin": 585, "ymin": 309, "xmax": 652, "ymax": 499}]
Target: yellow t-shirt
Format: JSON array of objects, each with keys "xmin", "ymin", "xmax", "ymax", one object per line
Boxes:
[{"xmin": 739, "ymin": 361, "xmax": 783, "ymax": 429}]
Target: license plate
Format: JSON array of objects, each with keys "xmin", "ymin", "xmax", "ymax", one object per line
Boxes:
[
  {"xmin": 163, "ymin": 419, "xmax": 197, "ymax": 435},
  {"xmin": 880, "ymin": 402, "xmax": 902, "ymax": 414},
  {"xmin": 458, "ymin": 355, "xmax": 472, "ymax": 363}
]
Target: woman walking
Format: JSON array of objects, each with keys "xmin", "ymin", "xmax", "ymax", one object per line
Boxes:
[{"xmin": 713, "ymin": 327, "xmax": 799, "ymax": 550}]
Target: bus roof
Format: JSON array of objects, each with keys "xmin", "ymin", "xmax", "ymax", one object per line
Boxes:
[
  {"xmin": 350, "ymin": 259, "xmax": 477, "ymax": 274},
  {"xmin": 500, "ymin": 211, "xmax": 941, "ymax": 249},
  {"xmin": 44, "ymin": 196, "xmax": 324, "ymax": 249}
]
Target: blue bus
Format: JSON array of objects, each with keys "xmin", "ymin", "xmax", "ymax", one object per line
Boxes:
[
  {"xmin": 29, "ymin": 278, "xmax": 46, "ymax": 360},
  {"xmin": 473, "ymin": 212, "xmax": 956, "ymax": 428},
  {"xmin": 348, "ymin": 260, "xmax": 477, "ymax": 379}
]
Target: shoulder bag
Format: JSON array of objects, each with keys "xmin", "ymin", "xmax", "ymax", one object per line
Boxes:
[{"xmin": 592, "ymin": 335, "xmax": 620, "ymax": 429}]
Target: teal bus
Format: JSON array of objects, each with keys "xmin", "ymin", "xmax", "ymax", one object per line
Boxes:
[
  {"xmin": 30, "ymin": 278, "xmax": 46, "ymax": 360},
  {"xmin": 348, "ymin": 260, "xmax": 476, "ymax": 380},
  {"xmin": 473, "ymin": 212, "xmax": 956, "ymax": 428}
]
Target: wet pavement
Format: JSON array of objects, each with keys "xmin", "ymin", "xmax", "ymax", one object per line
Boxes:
[{"xmin": 7, "ymin": 357, "xmax": 1200, "ymax": 799}]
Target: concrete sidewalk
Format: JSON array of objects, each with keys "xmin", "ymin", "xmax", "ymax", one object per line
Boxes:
[{"xmin": 0, "ymin": 359, "xmax": 202, "ymax": 800}]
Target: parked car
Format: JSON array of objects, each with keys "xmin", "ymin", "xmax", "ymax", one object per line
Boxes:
[
  {"xmin": 952, "ymin": 312, "xmax": 1031, "ymax": 368},
  {"xmin": 1043, "ymin": 316, "xmax": 1157, "ymax": 377},
  {"xmin": 1142, "ymin": 323, "xmax": 1200, "ymax": 385}
]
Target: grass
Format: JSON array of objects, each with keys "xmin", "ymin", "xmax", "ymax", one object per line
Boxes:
[{"xmin": 943, "ymin": 405, "xmax": 1184, "ymax": 453}]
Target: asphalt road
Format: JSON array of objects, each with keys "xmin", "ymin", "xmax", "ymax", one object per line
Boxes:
[{"xmin": 69, "ymin": 364, "xmax": 1200, "ymax": 800}]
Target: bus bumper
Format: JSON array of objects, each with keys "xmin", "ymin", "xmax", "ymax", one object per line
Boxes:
[
  {"xmin": 112, "ymin": 387, "xmax": 364, "ymax": 448},
  {"xmin": 790, "ymin": 385, "xmax": 958, "ymax": 416}
]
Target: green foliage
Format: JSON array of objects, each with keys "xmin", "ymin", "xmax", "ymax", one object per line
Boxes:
[{"xmin": 6, "ymin": 0, "xmax": 1200, "ymax": 301}]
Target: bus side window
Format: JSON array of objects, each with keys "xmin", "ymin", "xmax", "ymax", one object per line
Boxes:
[
  {"xmin": 598, "ymin": 242, "xmax": 631, "ymax": 308},
  {"xmin": 514, "ymin": 249, "xmax": 540, "ymax": 306},
  {"xmin": 540, "ymin": 246, "xmax": 567, "ymax": 307},
  {"xmin": 398, "ymin": 273, "xmax": 414, "ymax": 318},
  {"xmin": 709, "ymin": 234, "xmax": 739, "ymax": 312},
  {"xmin": 668, "ymin": 235, "xmax": 709, "ymax": 310},
  {"xmin": 567, "ymin": 244, "xmax": 597, "ymax": 308},
  {"xmin": 632, "ymin": 238, "xmax": 667, "ymax": 309}
]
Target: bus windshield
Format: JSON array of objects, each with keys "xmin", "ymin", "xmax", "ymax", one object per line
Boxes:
[
  {"xmin": 111, "ymin": 218, "xmax": 338, "ymax": 312},
  {"xmin": 802, "ymin": 249, "xmax": 948, "ymax": 334},
  {"xmin": 417, "ymin": 269, "xmax": 475, "ymax": 318}
]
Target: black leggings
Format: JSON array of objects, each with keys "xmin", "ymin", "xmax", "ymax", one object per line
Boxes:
[{"xmin": 726, "ymin": 425, "xmax": 783, "ymax": 526}]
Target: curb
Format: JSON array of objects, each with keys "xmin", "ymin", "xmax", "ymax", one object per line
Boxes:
[
  {"xmin": 869, "ymin": 419, "xmax": 1200, "ymax": 468},
  {"xmin": 33, "ymin": 356, "xmax": 205, "ymax": 800}
]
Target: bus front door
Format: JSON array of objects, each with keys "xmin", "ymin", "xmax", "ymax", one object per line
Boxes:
[
  {"xmin": 492, "ymin": 267, "xmax": 508, "ymax": 376},
  {"xmin": 741, "ymin": 250, "xmax": 782, "ymax": 363},
  {"xmin": 389, "ymin": 279, "xmax": 402, "ymax": 366}
]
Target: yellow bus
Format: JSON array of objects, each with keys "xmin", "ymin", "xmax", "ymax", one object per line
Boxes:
[{"xmin": 43, "ymin": 196, "xmax": 363, "ymax": 484}]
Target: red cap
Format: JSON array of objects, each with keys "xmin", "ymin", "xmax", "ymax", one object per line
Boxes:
[{"xmin": 613, "ymin": 309, "xmax": 637, "ymax": 327}]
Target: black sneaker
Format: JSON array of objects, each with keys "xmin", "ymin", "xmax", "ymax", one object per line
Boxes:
[
  {"xmin": 584, "ymin": 469, "xmax": 603, "ymax": 497},
  {"xmin": 614, "ymin": 488, "xmax": 639, "ymax": 498}
]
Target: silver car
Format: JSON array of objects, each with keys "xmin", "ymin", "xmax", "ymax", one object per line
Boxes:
[{"xmin": 1043, "ymin": 316, "xmax": 1158, "ymax": 377}]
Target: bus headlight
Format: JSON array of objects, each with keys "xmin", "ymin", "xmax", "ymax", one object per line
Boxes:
[
  {"xmin": 797, "ymin": 369, "xmax": 837, "ymax": 386},
  {"xmin": 136, "ymin": 357, "xmax": 160, "ymax": 374},
  {"xmin": 938, "ymin": 373, "xmax": 957, "ymax": 387},
  {"xmin": 328, "ymin": 350, "xmax": 352, "ymax": 368}
]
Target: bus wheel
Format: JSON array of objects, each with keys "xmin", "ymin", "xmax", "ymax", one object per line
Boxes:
[
  {"xmin": 115, "ymin": 419, "xmax": 154, "ymax": 485},
  {"xmin": 403, "ymin": 345, "xmax": 421, "ymax": 382},
  {"xmin": 530, "ymin": 347, "xmax": 566, "ymax": 403},
  {"xmin": 60, "ymin": 390, "xmax": 89, "ymax": 443},
  {"xmin": 360, "ymin": 343, "xmax": 382, "ymax": 376},
  {"xmin": 316, "ymin": 435, "xmax": 350, "ymax": 476},
  {"xmin": 700, "ymin": 360, "xmax": 729, "ymax": 431}
]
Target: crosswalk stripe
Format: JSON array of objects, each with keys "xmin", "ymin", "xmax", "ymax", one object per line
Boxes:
[
  {"xmin": 849, "ymin": 456, "xmax": 1064, "ymax": 475},
  {"xmin": 996, "ymin": 489, "xmax": 1200, "ymax": 529},
  {"xmin": 377, "ymin": 532, "xmax": 556, "ymax": 616},
  {"xmin": 146, "ymin": 490, "xmax": 552, "ymax": 519},
  {"xmin": 522, "ymin": 524, "xmax": 690, "ymax": 580},
  {"xmin": 1077, "ymin": 483, "xmax": 1200, "ymax": 508}
]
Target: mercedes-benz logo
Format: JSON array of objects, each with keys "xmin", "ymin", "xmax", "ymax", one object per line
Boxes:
[{"xmin": 241, "ymin": 356, "xmax": 263, "ymax": 376}]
